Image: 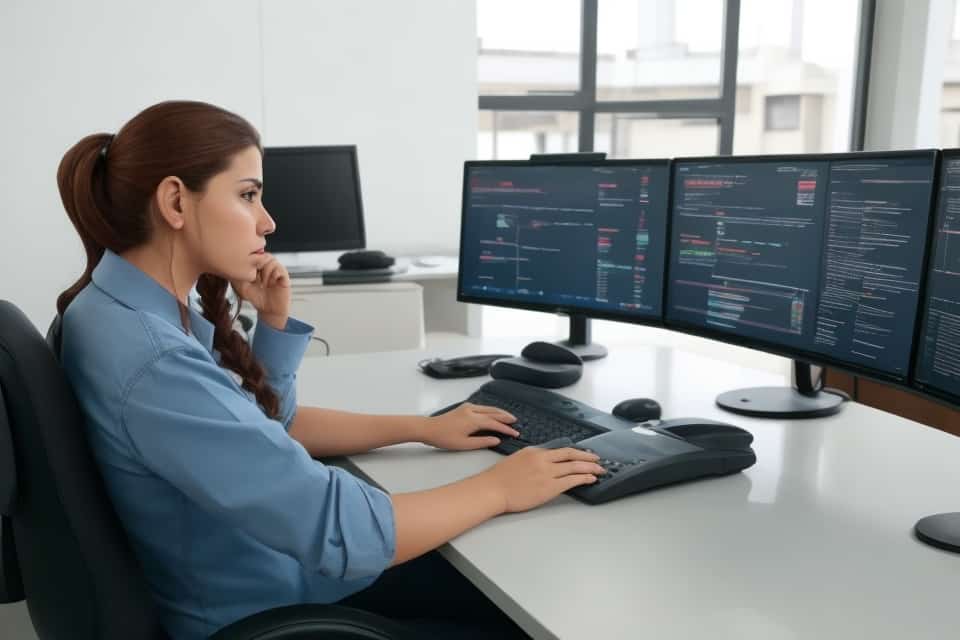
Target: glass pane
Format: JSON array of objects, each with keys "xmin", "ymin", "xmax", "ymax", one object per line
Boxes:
[
  {"xmin": 940, "ymin": 0, "xmax": 960, "ymax": 147},
  {"xmin": 734, "ymin": 0, "xmax": 861, "ymax": 154},
  {"xmin": 477, "ymin": 0, "xmax": 581, "ymax": 96},
  {"xmin": 594, "ymin": 114, "xmax": 718, "ymax": 158},
  {"xmin": 477, "ymin": 111, "xmax": 579, "ymax": 160},
  {"xmin": 596, "ymin": 0, "xmax": 723, "ymax": 101}
]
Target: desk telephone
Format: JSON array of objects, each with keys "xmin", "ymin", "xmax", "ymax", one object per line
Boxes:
[{"xmin": 432, "ymin": 380, "xmax": 757, "ymax": 505}]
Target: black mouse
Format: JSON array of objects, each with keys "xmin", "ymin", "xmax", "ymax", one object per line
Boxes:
[
  {"xmin": 520, "ymin": 341, "xmax": 582, "ymax": 365},
  {"xmin": 611, "ymin": 397, "xmax": 662, "ymax": 422}
]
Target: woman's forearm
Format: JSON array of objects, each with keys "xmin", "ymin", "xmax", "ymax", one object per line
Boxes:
[
  {"xmin": 288, "ymin": 405, "xmax": 427, "ymax": 457},
  {"xmin": 390, "ymin": 473, "xmax": 505, "ymax": 565}
]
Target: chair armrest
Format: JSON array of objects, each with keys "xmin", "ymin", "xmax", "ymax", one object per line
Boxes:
[{"xmin": 208, "ymin": 603, "xmax": 412, "ymax": 640}]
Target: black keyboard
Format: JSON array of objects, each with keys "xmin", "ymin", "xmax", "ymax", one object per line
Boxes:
[{"xmin": 431, "ymin": 379, "xmax": 635, "ymax": 454}]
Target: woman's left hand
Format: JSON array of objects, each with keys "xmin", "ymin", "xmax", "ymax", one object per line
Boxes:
[
  {"xmin": 420, "ymin": 403, "xmax": 519, "ymax": 451},
  {"xmin": 231, "ymin": 252, "xmax": 291, "ymax": 330}
]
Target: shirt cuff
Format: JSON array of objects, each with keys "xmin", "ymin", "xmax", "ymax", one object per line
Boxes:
[{"xmin": 251, "ymin": 317, "xmax": 314, "ymax": 378}]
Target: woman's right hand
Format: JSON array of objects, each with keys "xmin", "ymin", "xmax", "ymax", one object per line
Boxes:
[{"xmin": 481, "ymin": 446, "xmax": 606, "ymax": 513}]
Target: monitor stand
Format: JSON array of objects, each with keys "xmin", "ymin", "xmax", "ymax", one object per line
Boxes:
[
  {"xmin": 555, "ymin": 315, "xmax": 607, "ymax": 361},
  {"xmin": 915, "ymin": 512, "xmax": 960, "ymax": 553},
  {"xmin": 715, "ymin": 361, "xmax": 845, "ymax": 418}
]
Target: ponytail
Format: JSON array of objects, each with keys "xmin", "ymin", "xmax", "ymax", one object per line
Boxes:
[
  {"xmin": 55, "ymin": 133, "xmax": 115, "ymax": 316},
  {"xmin": 196, "ymin": 274, "xmax": 280, "ymax": 419}
]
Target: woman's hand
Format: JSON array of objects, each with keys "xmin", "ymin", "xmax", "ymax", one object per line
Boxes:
[
  {"xmin": 481, "ymin": 446, "xmax": 605, "ymax": 513},
  {"xmin": 421, "ymin": 402, "xmax": 520, "ymax": 451},
  {"xmin": 231, "ymin": 252, "xmax": 291, "ymax": 330}
]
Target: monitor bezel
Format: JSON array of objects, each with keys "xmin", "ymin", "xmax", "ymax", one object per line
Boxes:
[
  {"xmin": 663, "ymin": 148, "xmax": 941, "ymax": 385},
  {"xmin": 910, "ymin": 147, "xmax": 960, "ymax": 403},
  {"xmin": 457, "ymin": 158, "xmax": 673, "ymax": 328},
  {"xmin": 261, "ymin": 145, "xmax": 367, "ymax": 253}
]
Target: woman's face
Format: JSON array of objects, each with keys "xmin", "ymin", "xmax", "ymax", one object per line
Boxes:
[{"xmin": 186, "ymin": 145, "xmax": 275, "ymax": 283}]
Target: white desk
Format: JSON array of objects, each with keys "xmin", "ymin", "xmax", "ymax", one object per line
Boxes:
[{"xmin": 297, "ymin": 334, "xmax": 960, "ymax": 640}]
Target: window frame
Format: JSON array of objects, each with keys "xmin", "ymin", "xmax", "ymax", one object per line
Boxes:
[{"xmin": 479, "ymin": 0, "xmax": 876, "ymax": 155}]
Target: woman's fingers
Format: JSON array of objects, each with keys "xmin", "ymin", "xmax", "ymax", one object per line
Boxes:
[
  {"xmin": 477, "ymin": 419, "xmax": 520, "ymax": 437},
  {"xmin": 470, "ymin": 405, "xmax": 516, "ymax": 422},
  {"xmin": 551, "ymin": 460, "xmax": 607, "ymax": 478},
  {"xmin": 546, "ymin": 447, "xmax": 601, "ymax": 463},
  {"xmin": 558, "ymin": 474, "xmax": 599, "ymax": 491},
  {"xmin": 260, "ymin": 258, "xmax": 279, "ymax": 284},
  {"xmin": 470, "ymin": 436, "xmax": 502, "ymax": 449}
]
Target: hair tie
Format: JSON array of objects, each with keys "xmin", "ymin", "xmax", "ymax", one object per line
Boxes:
[{"xmin": 100, "ymin": 134, "xmax": 115, "ymax": 159}]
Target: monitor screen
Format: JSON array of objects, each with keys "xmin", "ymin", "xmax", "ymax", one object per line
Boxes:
[
  {"xmin": 666, "ymin": 152, "xmax": 937, "ymax": 380},
  {"xmin": 915, "ymin": 152, "xmax": 960, "ymax": 399},
  {"xmin": 261, "ymin": 146, "xmax": 365, "ymax": 253},
  {"xmin": 458, "ymin": 161, "xmax": 671, "ymax": 322}
]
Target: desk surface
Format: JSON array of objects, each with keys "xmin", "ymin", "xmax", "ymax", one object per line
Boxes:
[
  {"xmin": 297, "ymin": 335, "xmax": 960, "ymax": 640},
  {"xmin": 287, "ymin": 256, "xmax": 458, "ymax": 285}
]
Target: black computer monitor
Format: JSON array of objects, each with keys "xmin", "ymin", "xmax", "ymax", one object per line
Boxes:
[
  {"xmin": 458, "ymin": 160, "xmax": 671, "ymax": 359},
  {"xmin": 914, "ymin": 150, "xmax": 960, "ymax": 402},
  {"xmin": 666, "ymin": 150, "xmax": 938, "ymax": 417},
  {"xmin": 260, "ymin": 146, "xmax": 366, "ymax": 253},
  {"xmin": 911, "ymin": 149, "xmax": 960, "ymax": 554}
]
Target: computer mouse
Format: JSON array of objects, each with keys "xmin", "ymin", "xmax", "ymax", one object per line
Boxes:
[
  {"xmin": 655, "ymin": 418, "xmax": 754, "ymax": 450},
  {"xmin": 520, "ymin": 341, "xmax": 583, "ymax": 365},
  {"xmin": 611, "ymin": 397, "xmax": 662, "ymax": 422},
  {"xmin": 338, "ymin": 249, "xmax": 395, "ymax": 270}
]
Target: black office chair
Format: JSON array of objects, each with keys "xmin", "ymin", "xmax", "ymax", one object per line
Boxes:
[{"xmin": 0, "ymin": 300, "xmax": 408, "ymax": 640}]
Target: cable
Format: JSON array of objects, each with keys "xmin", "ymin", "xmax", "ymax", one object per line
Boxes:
[{"xmin": 310, "ymin": 336, "xmax": 330, "ymax": 356}]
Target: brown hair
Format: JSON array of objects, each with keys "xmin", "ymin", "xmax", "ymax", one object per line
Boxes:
[{"xmin": 56, "ymin": 100, "xmax": 280, "ymax": 418}]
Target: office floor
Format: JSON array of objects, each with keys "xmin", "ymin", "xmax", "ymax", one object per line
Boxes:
[{"xmin": 0, "ymin": 601, "xmax": 37, "ymax": 640}]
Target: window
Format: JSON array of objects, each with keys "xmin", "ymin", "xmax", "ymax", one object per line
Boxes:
[
  {"xmin": 595, "ymin": 114, "xmax": 719, "ymax": 158},
  {"xmin": 940, "ymin": 0, "xmax": 960, "ymax": 148},
  {"xmin": 764, "ymin": 95, "xmax": 801, "ymax": 131},
  {"xmin": 596, "ymin": 0, "xmax": 724, "ymax": 102},
  {"xmin": 477, "ymin": 111, "xmax": 579, "ymax": 160},
  {"xmin": 477, "ymin": 0, "xmax": 582, "ymax": 97},
  {"xmin": 735, "ymin": 0, "xmax": 862, "ymax": 154}
]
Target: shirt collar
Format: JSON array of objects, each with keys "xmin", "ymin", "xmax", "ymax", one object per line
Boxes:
[{"xmin": 91, "ymin": 250, "xmax": 215, "ymax": 354}]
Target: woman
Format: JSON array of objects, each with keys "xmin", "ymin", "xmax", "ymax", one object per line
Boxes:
[{"xmin": 56, "ymin": 100, "xmax": 604, "ymax": 639}]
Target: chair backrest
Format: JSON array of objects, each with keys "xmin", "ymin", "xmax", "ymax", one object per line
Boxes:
[{"xmin": 0, "ymin": 300, "xmax": 166, "ymax": 640}]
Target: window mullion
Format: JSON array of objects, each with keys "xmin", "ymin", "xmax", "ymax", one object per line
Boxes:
[{"xmin": 579, "ymin": 0, "xmax": 599, "ymax": 151}]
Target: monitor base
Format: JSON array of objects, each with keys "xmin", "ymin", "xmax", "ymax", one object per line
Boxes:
[
  {"xmin": 716, "ymin": 386, "xmax": 845, "ymax": 418},
  {"xmin": 915, "ymin": 513, "xmax": 960, "ymax": 553},
  {"xmin": 556, "ymin": 341, "xmax": 608, "ymax": 362},
  {"xmin": 559, "ymin": 315, "xmax": 608, "ymax": 361}
]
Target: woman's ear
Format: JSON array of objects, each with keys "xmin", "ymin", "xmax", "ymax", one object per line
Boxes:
[{"xmin": 155, "ymin": 176, "xmax": 187, "ymax": 230}]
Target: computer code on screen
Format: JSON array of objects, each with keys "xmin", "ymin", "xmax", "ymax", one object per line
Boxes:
[
  {"xmin": 667, "ymin": 160, "xmax": 828, "ymax": 352},
  {"xmin": 667, "ymin": 153, "xmax": 935, "ymax": 377},
  {"xmin": 459, "ymin": 163, "xmax": 669, "ymax": 319},
  {"xmin": 808, "ymin": 157, "xmax": 935, "ymax": 373},
  {"xmin": 916, "ymin": 156, "xmax": 960, "ymax": 397}
]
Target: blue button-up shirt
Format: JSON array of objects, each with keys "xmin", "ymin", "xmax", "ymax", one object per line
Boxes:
[{"xmin": 60, "ymin": 250, "xmax": 396, "ymax": 639}]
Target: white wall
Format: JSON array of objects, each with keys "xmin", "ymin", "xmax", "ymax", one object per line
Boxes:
[
  {"xmin": 0, "ymin": 0, "xmax": 477, "ymax": 330},
  {"xmin": 261, "ymin": 0, "xmax": 476, "ymax": 257}
]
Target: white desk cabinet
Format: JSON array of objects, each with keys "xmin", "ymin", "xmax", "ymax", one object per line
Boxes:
[{"xmin": 289, "ymin": 281, "xmax": 424, "ymax": 356}]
